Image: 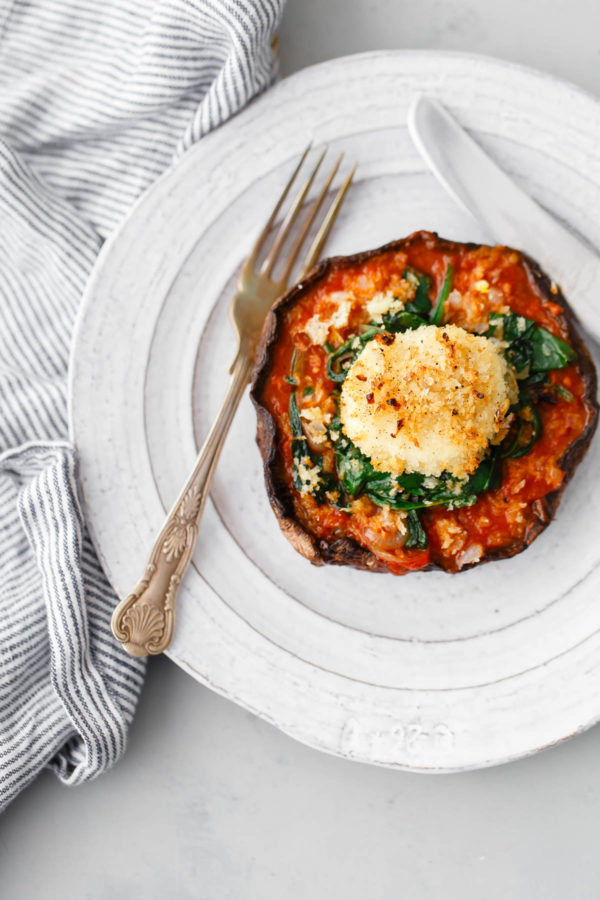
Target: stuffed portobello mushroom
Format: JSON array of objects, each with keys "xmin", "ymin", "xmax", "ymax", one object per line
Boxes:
[{"xmin": 251, "ymin": 231, "xmax": 598, "ymax": 575}]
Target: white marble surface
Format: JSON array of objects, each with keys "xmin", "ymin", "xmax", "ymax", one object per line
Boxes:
[{"xmin": 4, "ymin": 2, "xmax": 600, "ymax": 897}]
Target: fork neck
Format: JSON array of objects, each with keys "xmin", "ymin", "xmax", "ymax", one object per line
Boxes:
[{"xmin": 229, "ymin": 334, "xmax": 259, "ymax": 379}]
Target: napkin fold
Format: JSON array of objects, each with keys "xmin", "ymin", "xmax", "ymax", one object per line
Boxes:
[{"xmin": 0, "ymin": 0, "xmax": 283, "ymax": 812}]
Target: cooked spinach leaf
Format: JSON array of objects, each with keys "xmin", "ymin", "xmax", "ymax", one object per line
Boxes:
[
  {"xmin": 329, "ymin": 421, "xmax": 497, "ymax": 512},
  {"xmin": 501, "ymin": 404, "xmax": 542, "ymax": 460},
  {"xmin": 530, "ymin": 326, "xmax": 577, "ymax": 371},
  {"xmin": 289, "ymin": 388, "xmax": 304, "ymax": 437},
  {"xmin": 284, "ymin": 348, "xmax": 299, "ymax": 386},
  {"xmin": 326, "ymin": 327, "xmax": 380, "ymax": 383},
  {"xmin": 405, "ymin": 509, "xmax": 428, "ymax": 550},
  {"xmin": 365, "ymin": 472, "xmax": 424, "ymax": 510},
  {"xmin": 466, "ymin": 447, "xmax": 502, "ymax": 492},
  {"xmin": 487, "ymin": 312, "xmax": 576, "ymax": 375},
  {"xmin": 484, "ymin": 311, "xmax": 576, "ymax": 460},
  {"xmin": 289, "ymin": 393, "xmax": 335, "ymax": 503},
  {"xmin": 491, "ymin": 313, "xmax": 535, "ymax": 344},
  {"xmin": 403, "ymin": 268, "xmax": 432, "ymax": 316},
  {"xmin": 430, "ymin": 264, "xmax": 454, "ymax": 326},
  {"xmin": 520, "ymin": 371, "xmax": 548, "ymax": 388},
  {"xmin": 330, "ymin": 419, "xmax": 372, "ymax": 497},
  {"xmin": 381, "ymin": 310, "xmax": 429, "ymax": 333}
]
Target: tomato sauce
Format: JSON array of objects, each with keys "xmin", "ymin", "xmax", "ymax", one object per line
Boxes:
[{"xmin": 259, "ymin": 236, "xmax": 596, "ymax": 574}]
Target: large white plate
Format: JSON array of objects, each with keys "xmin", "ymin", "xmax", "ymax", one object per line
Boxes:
[{"xmin": 70, "ymin": 51, "xmax": 600, "ymax": 771}]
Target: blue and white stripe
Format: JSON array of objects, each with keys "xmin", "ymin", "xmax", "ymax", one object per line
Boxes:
[{"xmin": 0, "ymin": 0, "xmax": 283, "ymax": 812}]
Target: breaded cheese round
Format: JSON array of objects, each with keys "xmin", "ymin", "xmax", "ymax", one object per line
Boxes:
[{"xmin": 339, "ymin": 324, "xmax": 518, "ymax": 478}]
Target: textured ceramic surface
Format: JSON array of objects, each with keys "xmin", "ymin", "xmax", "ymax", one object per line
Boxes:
[{"xmin": 70, "ymin": 51, "xmax": 600, "ymax": 771}]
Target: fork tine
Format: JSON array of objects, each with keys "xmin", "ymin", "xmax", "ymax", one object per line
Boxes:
[
  {"xmin": 260, "ymin": 148, "xmax": 327, "ymax": 278},
  {"xmin": 279, "ymin": 154, "xmax": 344, "ymax": 285},
  {"xmin": 244, "ymin": 144, "xmax": 311, "ymax": 272},
  {"xmin": 299, "ymin": 164, "xmax": 357, "ymax": 278}
]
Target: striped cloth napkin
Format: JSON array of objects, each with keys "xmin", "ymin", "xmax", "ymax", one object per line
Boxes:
[{"xmin": 0, "ymin": 0, "xmax": 283, "ymax": 812}]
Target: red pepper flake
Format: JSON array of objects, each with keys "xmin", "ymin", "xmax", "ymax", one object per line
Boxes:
[
  {"xmin": 474, "ymin": 390, "xmax": 484, "ymax": 399},
  {"xmin": 366, "ymin": 392, "xmax": 374, "ymax": 404},
  {"xmin": 356, "ymin": 373, "xmax": 366, "ymax": 382},
  {"xmin": 381, "ymin": 333, "xmax": 394, "ymax": 345},
  {"xmin": 386, "ymin": 397, "xmax": 399, "ymax": 408},
  {"xmin": 442, "ymin": 332, "xmax": 449, "ymax": 341},
  {"xmin": 397, "ymin": 418, "xmax": 404, "ymax": 429},
  {"xmin": 451, "ymin": 408, "xmax": 458, "ymax": 416}
]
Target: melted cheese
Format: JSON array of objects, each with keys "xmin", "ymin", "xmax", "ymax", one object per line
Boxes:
[
  {"xmin": 339, "ymin": 324, "xmax": 518, "ymax": 478},
  {"xmin": 366, "ymin": 291, "xmax": 404, "ymax": 322},
  {"xmin": 304, "ymin": 316, "xmax": 329, "ymax": 345},
  {"xmin": 300, "ymin": 405, "xmax": 332, "ymax": 446},
  {"xmin": 295, "ymin": 456, "xmax": 322, "ymax": 495},
  {"xmin": 304, "ymin": 292, "xmax": 353, "ymax": 345}
]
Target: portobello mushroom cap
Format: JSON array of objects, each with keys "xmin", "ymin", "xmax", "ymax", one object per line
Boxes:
[{"xmin": 250, "ymin": 231, "xmax": 599, "ymax": 573}]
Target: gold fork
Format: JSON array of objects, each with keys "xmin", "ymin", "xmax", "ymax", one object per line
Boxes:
[{"xmin": 111, "ymin": 147, "xmax": 356, "ymax": 657}]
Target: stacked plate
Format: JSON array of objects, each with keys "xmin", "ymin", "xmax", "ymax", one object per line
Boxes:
[{"xmin": 70, "ymin": 51, "xmax": 600, "ymax": 771}]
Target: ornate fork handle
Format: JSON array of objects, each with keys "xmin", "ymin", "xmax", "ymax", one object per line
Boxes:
[
  {"xmin": 111, "ymin": 148, "xmax": 355, "ymax": 657},
  {"xmin": 111, "ymin": 342, "xmax": 255, "ymax": 657}
]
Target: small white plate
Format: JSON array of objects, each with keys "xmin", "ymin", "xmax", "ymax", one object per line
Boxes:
[{"xmin": 70, "ymin": 51, "xmax": 600, "ymax": 771}]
